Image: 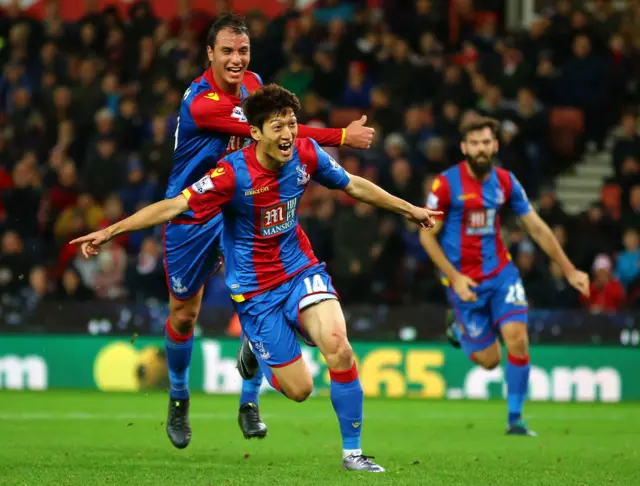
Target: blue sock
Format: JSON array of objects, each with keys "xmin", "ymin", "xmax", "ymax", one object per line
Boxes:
[
  {"xmin": 165, "ymin": 321, "xmax": 194, "ymax": 400},
  {"xmin": 506, "ymin": 354, "xmax": 530, "ymax": 425},
  {"xmin": 453, "ymin": 322, "xmax": 462, "ymax": 341},
  {"xmin": 330, "ymin": 363, "xmax": 363, "ymax": 452},
  {"xmin": 238, "ymin": 332, "xmax": 264, "ymax": 406},
  {"xmin": 240, "ymin": 371, "xmax": 264, "ymax": 406}
]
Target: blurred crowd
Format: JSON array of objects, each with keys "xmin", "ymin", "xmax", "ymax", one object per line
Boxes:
[{"xmin": 0, "ymin": 0, "xmax": 639, "ymax": 319}]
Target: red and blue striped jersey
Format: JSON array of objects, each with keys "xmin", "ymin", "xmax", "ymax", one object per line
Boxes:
[
  {"xmin": 167, "ymin": 69, "xmax": 344, "ymax": 224},
  {"xmin": 426, "ymin": 162, "xmax": 531, "ymax": 282},
  {"xmin": 167, "ymin": 68, "xmax": 263, "ymax": 205},
  {"xmin": 182, "ymin": 138, "xmax": 350, "ymax": 301}
]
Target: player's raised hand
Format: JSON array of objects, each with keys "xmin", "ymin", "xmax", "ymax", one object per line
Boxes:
[
  {"xmin": 406, "ymin": 206, "xmax": 443, "ymax": 229},
  {"xmin": 566, "ymin": 268, "xmax": 590, "ymax": 297},
  {"xmin": 452, "ymin": 273, "xmax": 478, "ymax": 302},
  {"xmin": 69, "ymin": 228, "xmax": 114, "ymax": 259},
  {"xmin": 343, "ymin": 115, "xmax": 375, "ymax": 149}
]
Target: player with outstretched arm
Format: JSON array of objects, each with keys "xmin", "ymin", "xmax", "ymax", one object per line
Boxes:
[
  {"xmin": 163, "ymin": 13, "xmax": 374, "ymax": 446},
  {"xmin": 71, "ymin": 84, "xmax": 441, "ymax": 471}
]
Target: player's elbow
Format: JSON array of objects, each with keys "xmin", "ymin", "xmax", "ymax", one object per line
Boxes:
[
  {"xmin": 170, "ymin": 195, "xmax": 190, "ymax": 217},
  {"xmin": 342, "ymin": 178, "xmax": 359, "ymax": 198}
]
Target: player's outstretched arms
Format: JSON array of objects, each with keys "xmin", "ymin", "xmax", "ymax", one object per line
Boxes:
[
  {"xmin": 519, "ymin": 209, "xmax": 590, "ymax": 297},
  {"xmin": 342, "ymin": 174, "xmax": 442, "ymax": 228},
  {"xmin": 419, "ymin": 222, "xmax": 478, "ymax": 302},
  {"xmin": 70, "ymin": 196, "xmax": 189, "ymax": 258}
]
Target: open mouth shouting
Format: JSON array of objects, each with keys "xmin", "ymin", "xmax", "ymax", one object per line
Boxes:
[{"xmin": 278, "ymin": 141, "xmax": 293, "ymax": 158}]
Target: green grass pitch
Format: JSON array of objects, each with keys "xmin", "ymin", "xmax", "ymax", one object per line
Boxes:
[{"xmin": 0, "ymin": 391, "xmax": 638, "ymax": 485}]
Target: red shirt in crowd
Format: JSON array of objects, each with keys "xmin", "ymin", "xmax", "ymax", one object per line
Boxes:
[{"xmin": 582, "ymin": 279, "xmax": 626, "ymax": 312}]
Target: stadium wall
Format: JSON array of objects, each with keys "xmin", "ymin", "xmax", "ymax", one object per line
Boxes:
[{"xmin": 0, "ymin": 336, "xmax": 636, "ymax": 403}]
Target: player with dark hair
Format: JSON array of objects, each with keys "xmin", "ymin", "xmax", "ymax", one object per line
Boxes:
[
  {"xmin": 420, "ymin": 117, "xmax": 590, "ymax": 436},
  {"xmin": 164, "ymin": 13, "xmax": 374, "ymax": 448},
  {"xmin": 71, "ymin": 84, "xmax": 441, "ymax": 471}
]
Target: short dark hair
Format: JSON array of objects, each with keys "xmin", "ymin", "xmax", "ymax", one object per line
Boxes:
[
  {"xmin": 206, "ymin": 14, "xmax": 249, "ymax": 48},
  {"xmin": 242, "ymin": 84, "xmax": 301, "ymax": 130},
  {"xmin": 459, "ymin": 116, "xmax": 500, "ymax": 140}
]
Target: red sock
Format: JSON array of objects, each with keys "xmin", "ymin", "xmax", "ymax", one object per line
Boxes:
[
  {"xmin": 329, "ymin": 362, "xmax": 359, "ymax": 383},
  {"xmin": 165, "ymin": 318, "xmax": 193, "ymax": 343},
  {"xmin": 507, "ymin": 354, "xmax": 530, "ymax": 366}
]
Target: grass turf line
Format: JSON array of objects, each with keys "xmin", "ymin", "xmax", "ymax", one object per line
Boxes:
[{"xmin": 0, "ymin": 391, "xmax": 638, "ymax": 485}]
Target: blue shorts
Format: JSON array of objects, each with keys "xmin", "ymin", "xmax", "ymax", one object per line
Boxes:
[
  {"xmin": 163, "ymin": 215, "xmax": 223, "ymax": 300},
  {"xmin": 447, "ymin": 263, "xmax": 528, "ymax": 356},
  {"xmin": 235, "ymin": 264, "xmax": 338, "ymax": 367}
]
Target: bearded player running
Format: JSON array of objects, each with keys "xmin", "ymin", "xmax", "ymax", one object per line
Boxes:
[{"xmin": 420, "ymin": 117, "xmax": 590, "ymax": 436}]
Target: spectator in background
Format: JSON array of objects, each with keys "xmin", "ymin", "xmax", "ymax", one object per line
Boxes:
[
  {"xmin": 608, "ymin": 33, "xmax": 635, "ymax": 117},
  {"xmin": 298, "ymin": 92, "xmax": 331, "ymax": 127},
  {"xmin": 22, "ymin": 266, "xmax": 54, "ymax": 307},
  {"xmin": 385, "ymin": 158, "xmax": 422, "ymax": 205},
  {"xmin": 369, "ymin": 86, "xmax": 402, "ymax": 140},
  {"xmin": 559, "ymin": 34, "xmax": 608, "ymax": 149},
  {"xmin": 98, "ymin": 194, "xmax": 129, "ymax": 249},
  {"xmin": 617, "ymin": 156, "xmax": 640, "ymax": 211},
  {"xmin": 532, "ymin": 54, "xmax": 557, "ymax": 105},
  {"xmin": 246, "ymin": 12, "xmax": 283, "ymax": 83},
  {"xmin": 592, "ymin": 0, "xmax": 622, "ymax": 43},
  {"xmin": 73, "ymin": 58, "xmax": 105, "ymax": 132},
  {"xmin": 47, "ymin": 159, "xmax": 79, "ymax": 215},
  {"xmin": 54, "ymin": 192, "xmax": 103, "ymax": 241},
  {"xmin": 92, "ymin": 240, "xmax": 127, "ymax": 300},
  {"xmin": 140, "ymin": 115, "xmax": 173, "ymax": 189},
  {"xmin": 583, "ymin": 254, "xmax": 625, "ymax": 312},
  {"xmin": 119, "ymin": 157, "xmax": 159, "ymax": 215},
  {"xmin": 82, "ymin": 136, "xmax": 126, "ymax": 200},
  {"xmin": 616, "ymin": 227, "xmax": 640, "ymax": 289},
  {"xmin": 537, "ymin": 260, "xmax": 582, "ymax": 309},
  {"xmin": 126, "ymin": 236, "xmax": 167, "ymax": 302},
  {"xmin": 341, "ymin": 61, "xmax": 372, "ymax": 109},
  {"xmin": 379, "ymin": 38, "xmax": 419, "ymax": 106},
  {"xmin": 421, "ymin": 136, "xmax": 448, "ymax": 174},
  {"xmin": 0, "ymin": 231, "xmax": 32, "ymax": 296},
  {"xmin": 310, "ymin": 48, "xmax": 343, "ymax": 103},
  {"xmin": 621, "ymin": 184, "xmax": 640, "ymax": 229},
  {"xmin": 514, "ymin": 239, "xmax": 546, "ymax": 306},
  {"xmin": 114, "ymin": 97, "xmax": 144, "ymax": 152},
  {"xmin": 493, "ymin": 41, "xmax": 531, "ymax": 101},
  {"xmin": 612, "ymin": 111, "xmax": 640, "ymax": 179},
  {"xmin": 497, "ymin": 120, "xmax": 531, "ymax": 194},
  {"xmin": 332, "ymin": 201, "xmax": 378, "ymax": 302},
  {"xmin": 511, "ymin": 87, "xmax": 548, "ymax": 180},
  {"xmin": 574, "ymin": 202, "xmax": 620, "ymax": 270},
  {"xmin": 477, "ymin": 84, "xmax": 506, "ymax": 120},
  {"xmin": 2, "ymin": 156, "xmax": 42, "ymax": 239},
  {"xmin": 277, "ymin": 55, "xmax": 312, "ymax": 99},
  {"xmin": 53, "ymin": 266, "xmax": 95, "ymax": 301},
  {"xmin": 537, "ymin": 185, "xmax": 569, "ymax": 227}
]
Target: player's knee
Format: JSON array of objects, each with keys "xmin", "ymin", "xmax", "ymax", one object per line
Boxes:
[
  {"xmin": 503, "ymin": 324, "xmax": 529, "ymax": 356},
  {"xmin": 286, "ymin": 378, "xmax": 314, "ymax": 403},
  {"xmin": 170, "ymin": 305, "xmax": 198, "ymax": 335},
  {"xmin": 481, "ymin": 356, "xmax": 501, "ymax": 370},
  {"xmin": 324, "ymin": 332, "xmax": 354, "ymax": 370},
  {"xmin": 474, "ymin": 349, "xmax": 501, "ymax": 370}
]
